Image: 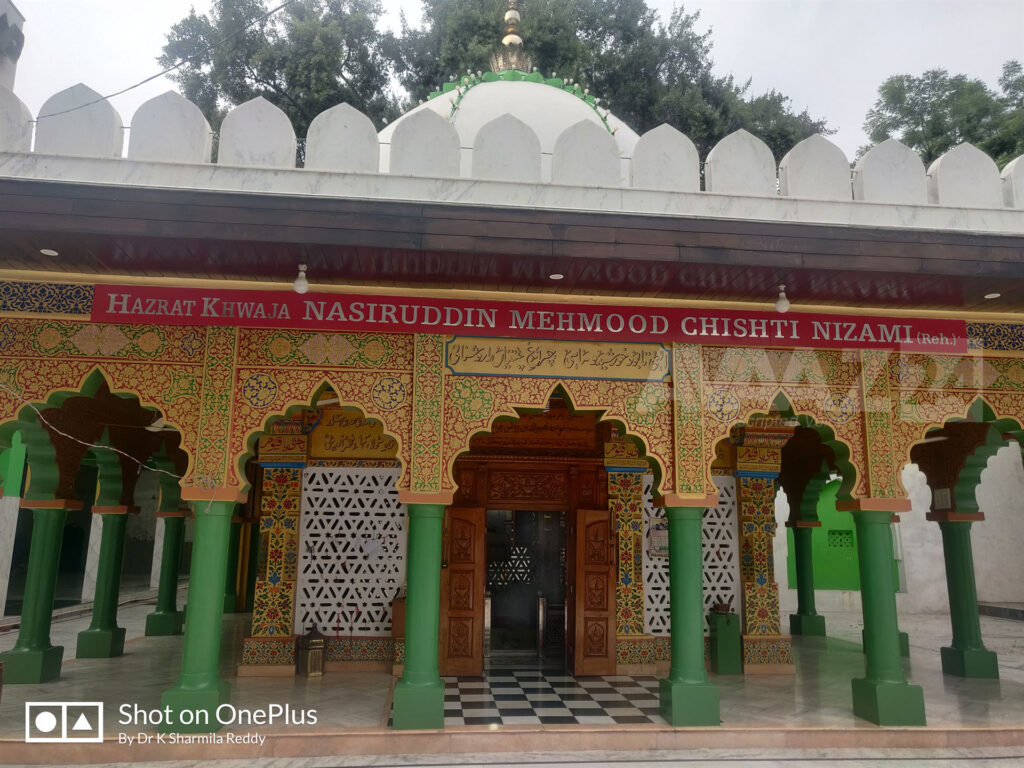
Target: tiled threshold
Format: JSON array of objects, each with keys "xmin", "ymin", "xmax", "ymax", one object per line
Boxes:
[{"xmin": 4, "ymin": 725, "xmax": 1024, "ymax": 765}]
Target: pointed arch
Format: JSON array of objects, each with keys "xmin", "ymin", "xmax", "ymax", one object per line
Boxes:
[
  {"xmin": 233, "ymin": 377, "xmax": 406, "ymax": 495},
  {"xmin": 444, "ymin": 378, "xmax": 667, "ymax": 494}
]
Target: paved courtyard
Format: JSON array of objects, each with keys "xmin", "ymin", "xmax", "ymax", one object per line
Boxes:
[{"xmin": 2, "ymin": 600, "xmax": 1024, "ymax": 765}]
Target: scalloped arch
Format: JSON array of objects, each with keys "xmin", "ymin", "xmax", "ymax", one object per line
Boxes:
[
  {"xmin": 446, "ymin": 380, "xmax": 665, "ymax": 493},
  {"xmin": 721, "ymin": 389, "xmax": 860, "ymax": 504},
  {"xmin": 233, "ymin": 377, "xmax": 406, "ymax": 496}
]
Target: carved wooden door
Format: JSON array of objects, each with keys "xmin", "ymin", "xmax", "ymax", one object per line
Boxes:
[
  {"xmin": 572, "ymin": 508, "xmax": 616, "ymax": 676},
  {"xmin": 439, "ymin": 506, "xmax": 485, "ymax": 676},
  {"xmin": 565, "ymin": 506, "xmax": 578, "ymax": 671}
]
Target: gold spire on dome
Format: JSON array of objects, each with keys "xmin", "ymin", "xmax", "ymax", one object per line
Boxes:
[{"xmin": 490, "ymin": 0, "xmax": 533, "ymax": 73}]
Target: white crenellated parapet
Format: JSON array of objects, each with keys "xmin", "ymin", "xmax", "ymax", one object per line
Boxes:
[
  {"xmin": 0, "ymin": 87, "xmax": 31, "ymax": 153},
  {"xmin": 218, "ymin": 96, "xmax": 296, "ymax": 169},
  {"xmin": 1000, "ymin": 155, "xmax": 1024, "ymax": 209},
  {"xmin": 305, "ymin": 103, "xmax": 379, "ymax": 174},
  {"xmin": 852, "ymin": 138, "xmax": 927, "ymax": 205},
  {"xmin": 552, "ymin": 120, "xmax": 620, "ymax": 188},
  {"xmin": 128, "ymin": 91, "xmax": 212, "ymax": 164},
  {"xmin": 630, "ymin": 124, "xmax": 699, "ymax": 192},
  {"xmin": 779, "ymin": 134, "xmax": 851, "ymax": 201},
  {"xmin": 705, "ymin": 129, "xmax": 776, "ymax": 197},
  {"xmin": 34, "ymin": 83, "xmax": 123, "ymax": 158},
  {"xmin": 926, "ymin": 143, "xmax": 1002, "ymax": 208},
  {"xmin": 471, "ymin": 113, "xmax": 541, "ymax": 183},
  {"xmin": 389, "ymin": 109, "xmax": 460, "ymax": 177}
]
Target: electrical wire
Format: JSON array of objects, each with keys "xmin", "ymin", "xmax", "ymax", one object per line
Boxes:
[
  {"xmin": 35, "ymin": 0, "xmax": 301, "ymax": 122},
  {"xmin": 0, "ymin": 381, "xmax": 229, "ymax": 519}
]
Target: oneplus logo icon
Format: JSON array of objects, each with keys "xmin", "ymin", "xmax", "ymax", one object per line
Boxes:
[{"xmin": 25, "ymin": 702, "xmax": 104, "ymax": 743}]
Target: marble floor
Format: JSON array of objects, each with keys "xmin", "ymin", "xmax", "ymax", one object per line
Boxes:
[{"xmin": 3, "ymin": 604, "xmax": 1024, "ymax": 764}]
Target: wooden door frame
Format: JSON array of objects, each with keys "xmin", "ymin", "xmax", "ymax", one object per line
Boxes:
[{"xmin": 446, "ymin": 457, "xmax": 611, "ymax": 674}]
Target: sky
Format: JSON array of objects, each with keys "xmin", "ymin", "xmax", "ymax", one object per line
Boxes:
[{"xmin": 8, "ymin": 0, "xmax": 1024, "ymax": 159}]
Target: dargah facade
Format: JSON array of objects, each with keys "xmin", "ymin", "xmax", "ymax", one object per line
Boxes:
[{"xmin": 2, "ymin": 1, "xmax": 1024, "ymax": 735}]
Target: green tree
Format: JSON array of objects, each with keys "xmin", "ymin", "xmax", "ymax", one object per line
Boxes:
[
  {"xmin": 863, "ymin": 61, "xmax": 1024, "ymax": 167},
  {"xmin": 394, "ymin": 0, "xmax": 829, "ymax": 159},
  {"xmin": 159, "ymin": 0, "xmax": 400, "ymax": 144}
]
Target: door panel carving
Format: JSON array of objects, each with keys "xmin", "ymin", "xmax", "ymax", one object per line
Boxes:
[
  {"xmin": 574, "ymin": 509, "xmax": 616, "ymax": 675},
  {"xmin": 439, "ymin": 507, "xmax": 485, "ymax": 676},
  {"xmin": 450, "ymin": 571, "xmax": 474, "ymax": 610},
  {"xmin": 584, "ymin": 617, "xmax": 607, "ymax": 657},
  {"xmin": 448, "ymin": 618, "xmax": 474, "ymax": 658},
  {"xmin": 585, "ymin": 573, "xmax": 607, "ymax": 611}
]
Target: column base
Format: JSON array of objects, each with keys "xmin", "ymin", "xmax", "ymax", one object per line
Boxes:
[
  {"xmin": 659, "ymin": 678, "xmax": 720, "ymax": 726},
  {"xmin": 0, "ymin": 645, "xmax": 64, "ymax": 683},
  {"xmin": 146, "ymin": 610, "xmax": 184, "ymax": 636},
  {"xmin": 851, "ymin": 677, "xmax": 926, "ymax": 726},
  {"xmin": 862, "ymin": 628, "xmax": 910, "ymax": 657},
  {"xmin": 789, "ymin": 613, "xmax": 826, "ymax": 636},
  {"xmin": 392, "ymin": 680, "xmax": 444, "ymax": 730},
  {"xmin": 160, "ymin": 681, "xmax": 232, "ymax": 734},
  {"xmin": 76, "ymin": 627, "xmax": 126, "ymax": 658},
  {"xmin": 941, "ymin": 645, "xmax": 999, "ymax": 679}
]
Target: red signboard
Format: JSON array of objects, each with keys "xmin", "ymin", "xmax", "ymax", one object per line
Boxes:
[{"xmin": 92, "ymin": 284, "xmax": 967, "ymax": 354}]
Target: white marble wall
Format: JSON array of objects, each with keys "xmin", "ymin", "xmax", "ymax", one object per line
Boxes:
[
  {"xmin": 80, "ymin": 514, "xmax": 102, "ymax": 603},
  {"xmin": 774, "ymin": 447, "xmax": 1024, "ymax": 617},
  {"xmin": 1, "ymin": 84, "xmax": 1022, "ymax": 238},
  {"xmin": 0, "ymin": 495, "xmax": 18, "ymax": 614},
  {"xmin": 149, "ymin": 517, "xmax": 164, "ymax": 591},
  {"xmin": 974, "ymin": 444, "xmax": 1024, "ymax": 603}
]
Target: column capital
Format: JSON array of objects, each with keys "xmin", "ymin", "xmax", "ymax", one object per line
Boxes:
[
  {"xmin": 735, "ymin": 470, "xmax": 780, "ymax": 480},
  {"xmin": 180, "ymin": 487, "xmax": 246, "ymax": 503},
  {"xmin": 20, "ymin": 498, "xmax": 82, "ymax": 511},
  {"xmin": 928, "ymin": 511, "xmax": 984, "ymax": 524},
  {"xmin": 656, "ymin": 491, "xmax": 718, "ymax": 508},
  {"xmin": 836, "ymin": 498, "xmax": 910, "ymax": 513},
  {"xmin": 398, "ymin": 490, "xmax": 455, "ymax": 506},
  {"xmin": 786, "ymin": 519, "xmax": 823, "ymax": 529},
  {"xmin": 91, "ymin": 505, "xmax": 140, "ymax": 515}
]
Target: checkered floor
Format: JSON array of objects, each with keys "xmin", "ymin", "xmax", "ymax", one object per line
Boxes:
[{"xmin": 439, "ymin": 669, "xmax": 666, "ymax": 726}]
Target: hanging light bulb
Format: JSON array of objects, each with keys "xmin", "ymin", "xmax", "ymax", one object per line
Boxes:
[
  {"xmin": 294, "ymin": 263, "xmax": 310, "ymax": 294},
  {"xmin": 775, "ymin": 284, "xmax": 791, "ymax": 313}
]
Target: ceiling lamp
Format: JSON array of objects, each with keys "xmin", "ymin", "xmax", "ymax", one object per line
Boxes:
[
  {"xmin": 775, "ymin": 284, "xmax": 791, "ymax": 313},
  {"xmin": 293, "ymin": 263, "xmax": 309, "ymax": 294},
  {"xmin": 144, "ymin": 416, "xmax": 166, "ymax": 432}
]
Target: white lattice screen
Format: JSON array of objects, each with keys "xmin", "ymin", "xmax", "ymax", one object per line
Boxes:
[
  {"xmin": 294, "ymin": 468, "xmax": 406, "ymax": 636},
  {"xmin": 643, "ymin": 474, "xmax": 741, "ymax": 636}
]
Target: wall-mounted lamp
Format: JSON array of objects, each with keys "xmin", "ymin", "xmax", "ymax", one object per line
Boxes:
[
  {"xmin": 775, "ymin": 284, "xmax": 791, "ymax": 313},
  {"xmin": 294, "ymin": 263, "xmax": 309, "ymax": 294}
]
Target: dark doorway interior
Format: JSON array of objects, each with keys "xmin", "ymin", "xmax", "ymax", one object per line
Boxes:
[{"xmin": 486, "ymin": 509, "xmax": 565, "ymax": 665}]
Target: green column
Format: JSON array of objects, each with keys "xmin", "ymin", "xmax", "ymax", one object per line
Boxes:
[
  {"xmin": 223, "ymin": 518, "xmax": 241, "ymax": 613},
  {"xmin": 76, "ymin": 512, "xmax": 129, "ymax": 657},
  {"xmin": 659, "ymin": 506, "xmax": 719, "ymax": 726},
  {"xmin": 146, "ymin": 515, "xmax": 186, "ymax": 636},
  {"xmin": 0, "ymin": 505, "xmax": 68, "ymax": 683},
  {"xmin": 938, "ymin": 520, "xmax": 998, "ymax": 678},
  {"xmin": 392, "ymin": 503, "xmax": 445, "ymax": 730},
  {"xmin": 850, "ymin": 509, "xmax": 925, "ymax": 725},
  {"xmin": 789, "ymin": 524, "xmax": 826, "ymax": 636},
  {"xmin": 160, "ymin": 500, "xmax": 234, "ymax": 734}
]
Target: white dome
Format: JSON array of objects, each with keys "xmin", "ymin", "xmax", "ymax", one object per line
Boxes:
[{"xmin": 378, "ymin": 79, "xmax": 639, "ymax": 179}]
